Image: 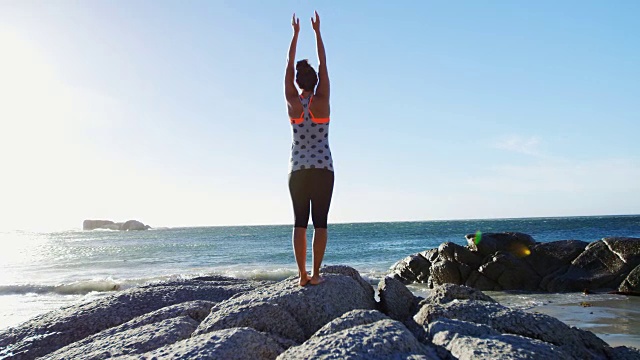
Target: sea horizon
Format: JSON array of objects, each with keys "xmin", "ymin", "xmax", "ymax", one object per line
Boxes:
[{"xmin": 7, "ymin": 212, "xmax": 639, "ymax": 234}]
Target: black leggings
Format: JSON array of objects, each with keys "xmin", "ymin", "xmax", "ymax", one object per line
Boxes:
[{"xmin": 288, "ymin": 169, "xmax": 334, "ymax": 228}]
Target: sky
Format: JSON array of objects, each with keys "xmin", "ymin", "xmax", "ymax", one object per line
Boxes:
[{"xmin": 0, "ymin": 1, "xmax": 639, "ymax": 231}]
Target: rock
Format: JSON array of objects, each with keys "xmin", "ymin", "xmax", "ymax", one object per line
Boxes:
[
  {"xmin": 119, "ymin": 327, "xmax": 285, "ymax": 360},
  {"xmin": 322, "ymin": 265, "xmax": 376, "ymax": 300},
  {"xmin": 474, "ymin": 252, "xmax": 541, "ymax": 291},
  {"xmin": 121, "ymin": 220, "xmax": 150, "ymax": 231},
  {"xmin": 428, "ymin": 259, "xmax": 463, "ymax": 287},
  {"xmin": 377, "ymin": 276, "xmax": 428, "ymax": 342},
  {"xmin": 605, "ymin": 346, "xmax": 640, "ymax": 360},
  {"xmin": 464, "ymin": 270, "xmax": 500, "ymax": 291},
  {"xmin": 42, "ymin": 300, "xmax": 215, "ymax": 360},
  {"xmin": 311, "ymin": 309, "xmax": 389, "ymax": 338},
  {"xmin": 43, "ymin": 316, "xmax": 198, "ymax": 360},
  {"xmin": 389, "ymin": 252, "xmax": 434, "ymax": 284},
  {"xmin": 466, "ymin": 232, "xmax": 536, "ymax": 258},
  {"xmin": 0, "ymin": 276, "xmax": 269, "ymax": 360},
  {"xmin": 418, "ymin": 283, "xmax": 495, "ymax": 306},
  {"xmin": 390, "ymin": 234, "xmax": 640, "ymax": 293},
  {"xmin": 619, "ymin": 264, "xmax": 640, "ymax": 293},
  {"xmin": 546, "ymin": 238, "xmax": 640, "ymax": 292},
  {"xmin": 428, "ymin": 318, "xmax": 572, "ymax": 360},
  {"xmin": 524, "ymin": 240, "xmax": 588, "ymax": 277},
  {"xmin": 194, "ymin": 266, "xmax": 376, "ymax": 341},
  {"xmin": 415, "ymin": 298, "xmax": 611, "ymax": 359},
  {"xmin": 195, "ymin": 301, "xmax": 305, "ymax": 343},
  {"xmin": 82, "ymin": 219, "xmax": 150, "ymax": 230},
  {"xmin": 82, "ymin": 220, "xmax": 115, "ymax": 230},
  {"xmin": 422, "ymin": 242, "xmax": 484, "ymax": 288},
  {"xmin": 277, "ymin": 310, "xmax": 439, "ymax": 360},
  {"xmin": 4, "ymin": 266, "xmax": 637, "ymax": 360},
  {"xmin": 437, "ymin": 242, "xmax": 483, "ymax": 269},
  {"xmin": 378, "ymin": 276, "xmax": 419, "ymax": 322}
]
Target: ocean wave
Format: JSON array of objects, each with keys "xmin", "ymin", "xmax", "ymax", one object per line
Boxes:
[
  {"xmin": 0, "ymin": 283, "xmax": 114, "ymax": 296},
  {"xmin": 0, "ymin": 278, "xmax": 154, "ymax": 296},
  {"xmin": 0, "ymin": 267, "xmax": 389, "ymax": 297}
]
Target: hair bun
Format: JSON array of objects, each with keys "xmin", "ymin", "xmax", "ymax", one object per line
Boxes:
[
  {"xmin": 295, "ymin": 59, "xmax": 318, "ymax": 91},
  {"xmin": 296, "ymin": 59, "xmax": 312, "ymax": 72}
]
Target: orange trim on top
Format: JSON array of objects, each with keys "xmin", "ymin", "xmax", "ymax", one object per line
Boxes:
[
  {"xmin": 289, "ymin": 94, "xmax": 330, "ymax": 124},
  {"xmin": 312, "ymin": 117, "xmax": 330, "ymax": 124},
  {"xmin": 307, "ymin": 96, "xmax": 330, "ymax": 123}
]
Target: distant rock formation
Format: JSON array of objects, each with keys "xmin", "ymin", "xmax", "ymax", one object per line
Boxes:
[
  {"xmin": 389, "ymin": 232, "xmax": 640, "ymax": 294},
  {"xmin": 1, "ymin": 266, "xmax": 637, "ymax": 360},
  {"xmin": 83, "ymin": 219, "xmax": 151, "ymax": 231}
]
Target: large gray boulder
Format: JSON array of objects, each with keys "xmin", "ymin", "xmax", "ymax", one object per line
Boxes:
[
  {"xmin": 619, "ymin": 264, "xmax": 640, "ymax": 293},
  {"xmin": 44, "ymin": 316, "xmax": 198, "ymax": 360},
  {"xmin": 378, "ymin": 276, "xmax": 420, "ymax": 322},
  {"xmin": 467, "ymin": 252, "xmax": 541, "ymax": 291},
  {"xmin": 428, "ymin": 318, "xmax": 572, "ymax": 360},
  {"xmin": 525, "ymin": 240, "xmax": 588, "ymax": 277},
  {"xmin": 194, "ymin": 301, "xmax": 305, "ymax": 343},
  {"xmin": 546, "ymin": 237, "xmax": 640, "ymax": 292},
  {"xmin": 377, "ymin": 276, "xmax": 427, "ymax": 341},
  {"xmin": 277, "ymin": 310, "xmax": 439, "ymax": 360},
  {"xmin": 194, "ymin": 265, "xmax": 377, "ymax": 341},
  {"xmin": 415, "ymin": 297, "xmax": 611, "ymax": 359},
  {"xmin": 418, "ymin": 283, "xmax": 495, "ymax": 306},
  {"xmin": 390, "ymin": 249, "xmax": 438, "ymax": 283},
  {"xmin": 42, "ymin": 300, "xmax": 215, "ymax": 360},
  {"xmin": 0, "ymin": 276, "xmax": 269, "ymax": 360},
  {"xmin": 311, "ymin": 310, "xmax": 389, "ymax": 338},
  {"xmin": 118, "ymin": 327, "xmax": 286, "ymax": 360}
]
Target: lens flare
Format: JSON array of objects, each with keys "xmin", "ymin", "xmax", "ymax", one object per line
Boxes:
[
  {"xmin": 474, "ymin": 230, "xmax": 482, "ymax": 245},
  {"xmin": 510, "ymin": 243, "xmax": 532, "ymax": 257}
]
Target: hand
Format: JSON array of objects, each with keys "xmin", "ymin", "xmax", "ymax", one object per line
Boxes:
[
  {"xmin": 292, "ymin": 13, "xmax": 300, "ymax": 34},
  {"xmin": 311, "ymin": 11, "xmax": 320, "ymax": 32}
]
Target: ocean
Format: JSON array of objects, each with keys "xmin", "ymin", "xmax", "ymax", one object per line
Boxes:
[{"xmin": 1, "ymin": 215, "xmax": 639, "ymax": 347}]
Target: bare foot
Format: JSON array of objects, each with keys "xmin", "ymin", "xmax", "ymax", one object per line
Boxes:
[
  {"xmin": 298, "ymin": 273, "xmax": 311, "ymax": 286},
  {"xmin": 309, "ymin": 275, "xmax": 325, "ymax": 285}
]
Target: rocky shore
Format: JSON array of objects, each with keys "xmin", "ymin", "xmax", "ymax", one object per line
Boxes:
[
  {"xmin": 390, "ymin": 233, "xmax": 640, "ymax": 294},
  {"xmin": 1, "ymin": 265, "xmax": 638, "ymax": 359}
]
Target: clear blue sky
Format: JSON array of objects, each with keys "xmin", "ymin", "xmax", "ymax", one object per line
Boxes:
[{"xmin": 1, "ymin": 1, "xmax": 638, "ymax": 230}]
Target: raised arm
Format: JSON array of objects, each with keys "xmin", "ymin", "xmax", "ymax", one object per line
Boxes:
[
  {"xmin": 285, "ymin": 14, "xmax": 300, "ymax": 109},
  {"xmin": 311, "ymin": 11, "xmax": 329, "ymax": 100}
]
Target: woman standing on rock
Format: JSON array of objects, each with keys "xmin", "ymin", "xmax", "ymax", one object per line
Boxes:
[{"xmin": 285, "ymin": 11, "xmax": 334, "ymax": 286}]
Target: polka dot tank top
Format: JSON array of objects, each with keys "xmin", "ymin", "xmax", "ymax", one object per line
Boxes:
[{"xmin": 289, "ymin": 95, "xmax": 333, "ymax": 173}]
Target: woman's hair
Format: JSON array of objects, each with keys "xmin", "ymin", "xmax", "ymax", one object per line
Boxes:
[{"xmin": 295, "ymin": 59, "xmax": 318, "ymax": 92}]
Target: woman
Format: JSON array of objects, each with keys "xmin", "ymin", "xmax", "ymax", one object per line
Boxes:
[{"xmin": 285, "ymin": 11, "xmax": 334, "ymax": 286}]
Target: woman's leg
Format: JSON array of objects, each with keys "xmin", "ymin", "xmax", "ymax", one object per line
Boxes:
[
  {"xmin": 292, "ymin": 227, "xmax": 310, "ymax": 286},
  {"xmin": 289, "ymin": 170, "xmax": 311, "ymax": 286},
  {"xmin": 310, "ymin": 228, "xmax": 327, "ymax": 284},
  {"xmin": 310, "ymin": 170, "xmax": 335, "ymax": 284}
]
